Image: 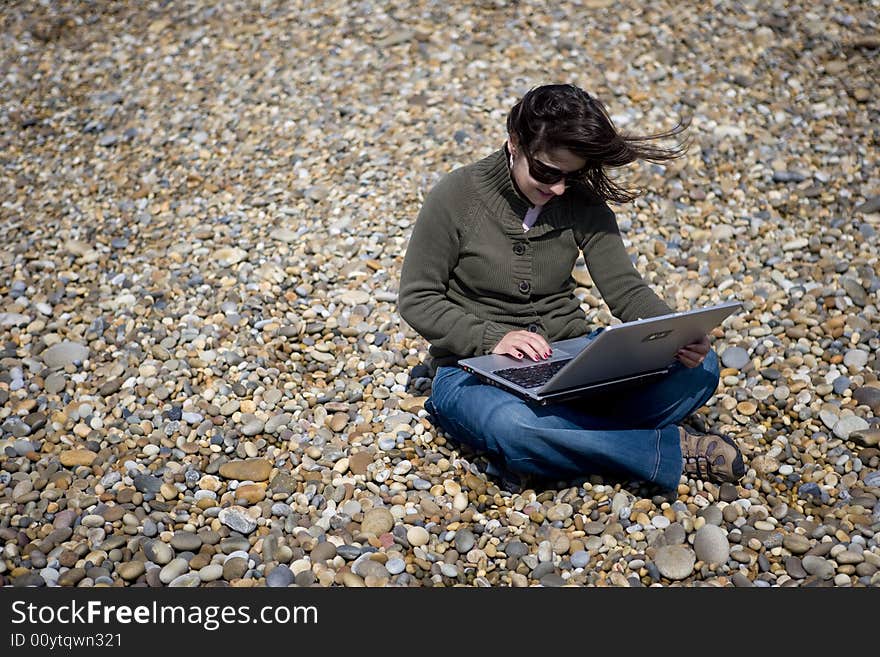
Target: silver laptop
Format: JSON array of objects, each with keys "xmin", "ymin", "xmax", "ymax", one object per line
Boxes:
[{"xmin": 458, "ymin": 301, "xmax": 742, "ymax": 405}]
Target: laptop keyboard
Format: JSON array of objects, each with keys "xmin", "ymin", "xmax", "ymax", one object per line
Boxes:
[{"xmin": 493, "ymin": 359, "xmax": 572, "ymax": 388}]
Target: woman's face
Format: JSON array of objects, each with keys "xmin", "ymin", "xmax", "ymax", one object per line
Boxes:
[{"xmin": 508, "ymin": 137, "xmax": 588, "ymax": 207}]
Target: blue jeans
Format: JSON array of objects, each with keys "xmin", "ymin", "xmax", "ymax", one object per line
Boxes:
[{"xmin": 425, "ymin": 350, "xmax": 720, "ymax": 491}]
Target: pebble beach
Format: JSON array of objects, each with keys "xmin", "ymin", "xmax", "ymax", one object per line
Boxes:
[{"xmin": 1, "ymin": 0, "xmax": 879, "ymax": 588}]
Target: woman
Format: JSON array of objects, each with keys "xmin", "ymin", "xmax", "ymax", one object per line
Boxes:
[{"xmin": 399, "ymin": 84, "xmax": 744, "ymax": 491}]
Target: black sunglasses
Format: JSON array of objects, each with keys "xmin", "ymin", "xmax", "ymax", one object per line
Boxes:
[{"xmin": 523, "ymin": 149, "xmax": 590, "ymax": 185}]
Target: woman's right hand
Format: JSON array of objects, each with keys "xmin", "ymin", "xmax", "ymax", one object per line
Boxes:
[{"xmin": 492, "ymin": 330, "xmax": 552, "ymax": 361}]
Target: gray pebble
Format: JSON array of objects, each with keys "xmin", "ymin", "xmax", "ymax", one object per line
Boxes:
[
  {"xmin": 170, "ymin": 532, "xmax": 202, "ymax": 552},
  {"xmin": 42, "ymin": 341, "xmax": 89, "ymax": 368},
  {"xmin": 353, "ymin": 559, "xmax": 388, "ymax": 580},
  {"xmin": 731, "ymin": 572, "xmax": 753, "ymax": 587},
  {"xmin": 782, "ymin": 533, "xmax": 811, "ymax": 555},
  {"xmin": 802, "ymin": 555, "xmax": 835, "ymax": 580},
  {"xmin": 168, "ymin": 572, "xmax": 202, "ymax": 587},
  {"xmin": 663, "ymin": 522, "xmax": 687, "ymax": 546},
  {"xmin": 454, "ymin": 529, "xmax": 475, "ymax": 553},
  {"xmin": 142, "ymin": 519, "xmax": 158, "ymax": 538},
  {"xmin": 832, "ymin": 376, "xmax": 851, "ymax": 394},
  {"xmin": 144, "ymin": 540, "xmax": 174, "ymax": 565},
  {"xmin": 540, "ymin": 573, "xmax": 566, "ymax": 587},
  {"xmin": 132, "ymin": 474, "xmax": 163, "ymax": 494},
  {"xmin": 654, "ymin": 546, "xmax": 696, "ymax": 580},
  {"xmin": 785, "ymin": 556, "xmax": 808, "ymax": 578},
  {"xmin": 531, "ymin": 562, "xmax": 556, "ymax": 580},
  {"xmin": 198, "ymin": 564, "xmax": 224, "ymax": 582},
  {"xmin": 693, "ymin": 524, "xmax": 730, "ymax": 564},
  {"xmin": 378, "ymin": 437, "xmax": 397, "ymax": 451},
  {"xmin": 266, "ymin": 565, "xmax": 294, "ymax": 587},
  {"xmin": 719, "ymin": 482, "xmax": 739, "ymax": 502},
  {"xmin": 159, "ymin": 558, "xmax": 189, "ymax": 584},
  {"xmin": 13, "ymin": 440, "xmax": 37, "ymax": 456},
  {"xmin": 721, "ymin": 346, "xmax": 750, "ymax": 370},
  {"xmin": 386, "ymin": 558, "xmax": 406, "ymax": 575},
  {"xmin": 570, "ymin": 550, "xmax": 590, "ymax": 569},
  {"xmin": 833, "ymin": 416, "xmax": 870, "ymax": 440},
  {"xmin": 219, "ymin": 507, "xmax": 257, "ymax": 534},
  {"xmin": 697, "ymin": 505, "xmax": 723, "ymax": 526},
  {"xmin": 336, "ymin": 545, "xmax": 362, "ymax": 560},
  {"xmin": 440, "ymin": 563, "xmax": 459, "ymax": 578}
]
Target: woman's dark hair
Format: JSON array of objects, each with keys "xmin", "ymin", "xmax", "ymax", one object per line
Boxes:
[{"xmin": 506, "ymin": 83, "xmax": 689, "ymax": 204}]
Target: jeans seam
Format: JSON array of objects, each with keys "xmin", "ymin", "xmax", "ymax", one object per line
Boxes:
[{"xmin": 650, "ymin": 428, "xmax": 662, "ymax": 482}]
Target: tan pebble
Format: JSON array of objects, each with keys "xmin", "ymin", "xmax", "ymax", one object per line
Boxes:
[
  {"xmin": 60, "ymin": 450, "xmax": 97, "ymax": 467},
  {"xmin": 721, "ymin": 397, "xmax": 738, "ymax": 410},
  {"xmin": 443, "ymin": 479, "xmax": 461, "ymax": 496},
  {"xmin": 117, "ymin": 561, "xmax": 145, "ymax": 581},
  {"xmin": 82, "ymin": 514, "xmax": 105, "ymax": 528},
  {"xmin": 218, "ymin": 459, "xmax": 272, "ymax": 482},
  {"xmin": 737, "ymin": 401, "xmax": 757, "ymax": 415},
  {"xmin": 466, "ymin": 548, "xmax": 486, "ymax": 564},
  {"xmin": 349, "ymin": 451, "xmax": 373, "ymax": 476},
  {"xmin": 399, "ymin": 396, "xmax": 428, "ymax": 412},
  {"xmin": 364, "ymin": 575, "xmax": 388, "ymax": 587},
  {"xmin": 464, "ymin": 474, "xmax": 487, "ymax": 494},
  {"xmin": 632, "ymin": 499, "xmax": 653, "ymax": 513},
  {"xmin": 361, "ymin": 508, "xmax": 394, "ymax": 536},
  {"xmin": 328, "ymin": 412, "xmax": 348, "ymax": 432},
  {"xmin": 751, "ymin": 455, "xmax": 780, "ymax": 474},
  {"xmin": 850, "ymin": 429, "xmax": 880, "ymax": 447},
  {"xmin": 342, "ymin": 572, "xmax": 365, "ymax": 587},
  {"xmin": 85, "ymin": 550, "xmax": 107, "ymax": 566},
  {"xmin": 160, "ymin": 483, "xmax": 178, "ymax": 500},
  {"xmin": 235, "ymin": 483, "xmax": 266, "ymax": 504},
  {"xmin": 407, "ymin": 526, "xmax": 430, "ymax": 547},
  {"xmin": 199, "ymin": 475, "xmax": 221, "ymax": 491},
  {"xmin": 511, "ymin": 573, "xmax": 529, "ymax": 587}
]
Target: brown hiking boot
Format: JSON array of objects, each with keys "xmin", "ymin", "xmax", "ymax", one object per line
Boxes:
[{"xmin": 679, "ymin": 426, "xmax": 745, "ymax": 484}]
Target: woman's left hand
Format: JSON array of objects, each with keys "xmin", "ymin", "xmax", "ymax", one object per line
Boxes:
[{"xmin": 676, "ymin": 334, "xmax": 710, "ymax": 368}]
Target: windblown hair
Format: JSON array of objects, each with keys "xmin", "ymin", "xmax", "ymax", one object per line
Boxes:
[{"xmin": 506, "ymin": 84, "xmax": 689, "ymax": 204}]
